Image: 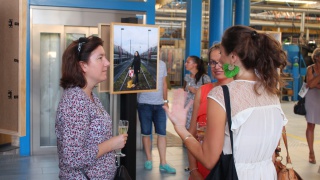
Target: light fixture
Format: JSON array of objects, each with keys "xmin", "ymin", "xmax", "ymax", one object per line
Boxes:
[{"xmin": 265, "ymin": 0, "xmax": 317, "ymax": 4}]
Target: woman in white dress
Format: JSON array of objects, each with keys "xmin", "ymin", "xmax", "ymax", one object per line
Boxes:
[{"xmin": 163, "ymin": 25, "xmax": 288, "ymax": 179}]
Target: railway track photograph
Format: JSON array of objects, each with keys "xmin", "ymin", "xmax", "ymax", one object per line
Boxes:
[{"xmin": 110, "ymin": 23, "xmax": 160, "ymax": 94}]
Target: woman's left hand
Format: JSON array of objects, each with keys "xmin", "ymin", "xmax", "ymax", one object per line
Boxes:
[
  {"xmin": 188, "ymin": 86, "xmax": 196, "ymax": 94},
  {"xmin": 163, "ymin": 88, "xmax": 193, "ymax": 127}
]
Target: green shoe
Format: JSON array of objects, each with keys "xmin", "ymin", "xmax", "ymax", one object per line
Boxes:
[
  {"xmin": 159, "ymin": 164, "xmax": 176, "ymax": 174},
  {"xmin": 144, "ymin": 161, "xmax": 152, "ymax": 170}
]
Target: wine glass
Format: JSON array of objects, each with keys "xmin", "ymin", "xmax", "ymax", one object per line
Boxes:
[
  {"xmin": 115, "ymin": 120, "xmax": 129, "ymax": 157},
  {"xmin": 196, "ymin": 122, "xmax": 206, "ymax": 144}
]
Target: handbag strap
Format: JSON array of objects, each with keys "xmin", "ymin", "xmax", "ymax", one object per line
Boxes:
[
  {"xmin": 281, "ymin": 129, "xmax": 293, "ymax": 164},
  {"xmin": 80, "ymin": 168, "xmax": 90, "ymax": 180},
  {"xmin": 222, "ymin": 85, "xmax": 235, "ymax": 154}
]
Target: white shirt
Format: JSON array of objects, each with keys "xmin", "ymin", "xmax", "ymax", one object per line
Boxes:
[{"xmin": 208, "ymin": 80, "xmax": 288, "ymax": 180}]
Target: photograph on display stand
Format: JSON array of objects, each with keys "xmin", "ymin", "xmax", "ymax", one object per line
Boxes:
[{"xmin": 110, "ymin": 22, "xmax": 160, "ymax": 94}]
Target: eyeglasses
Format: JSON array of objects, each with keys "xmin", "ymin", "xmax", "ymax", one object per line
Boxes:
[{"xmin": 208, "ymin": 60, "xmax": 221, "ymax": 68}]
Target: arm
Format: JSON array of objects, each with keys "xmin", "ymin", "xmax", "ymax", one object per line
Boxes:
[
  {"xmin": 163, "ymin": 76, "xmax": 169, "ymax": 108},
  {"xmin": 187, "ymin": 87, "xmax": 204, "ymax": 179},
  {"xmin": 307, "ymin": 66, "xmax": 320, "ymax": 89},
  {"xmin": 163, "ymin": 89, "xmax": 225, "ymax": 169},
  {"xmin": 97, "ymin": 134, "xmax": 127, "ymax": 158}
]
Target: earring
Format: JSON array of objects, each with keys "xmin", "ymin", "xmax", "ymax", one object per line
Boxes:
[
  {"xmin": 223, "ymin": 63, "xmax": 239, "ymax": 78},
  {"xmin": 228, "ymin": 64, "xmax": 235, "ymax": 71}
]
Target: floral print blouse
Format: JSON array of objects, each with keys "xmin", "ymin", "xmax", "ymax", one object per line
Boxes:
[{"xmin": 55, "ymin": 87, "xmax": 116, "ymax": 180}]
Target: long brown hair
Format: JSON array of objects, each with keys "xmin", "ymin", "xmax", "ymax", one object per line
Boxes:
[
  {"xmin": 60, "ymin": 36, "xmax": 103, "ymax": 89},
  {"xmin": 221, "ymin": 25, "xmax": 287, "ymax": 95}
]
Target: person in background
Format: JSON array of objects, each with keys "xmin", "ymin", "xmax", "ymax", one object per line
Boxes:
[
  {"xmin": 164, "ymin": 25, "xmax": 288, "ymax": 179},
  {"xmin": 187, "ymin": 43, "xmax": 233, "ymax": 180},
  {"xmin": 129, "ymin": 51, "xmax": 141, "ymax": 85},
  {"xmin": 184, "ymin": 56, "xmax": 211, "ymax": 130},
  {"xmin": 55, "ymin": 36, "xmax": 128, "ymax": 179},
  {"xmin": 137, "ymin": 52, "xmax": 176, "ymax": 174},
  {"xmin": 305, "ymin": 47, "xmax": 320, "ymax": 164}
]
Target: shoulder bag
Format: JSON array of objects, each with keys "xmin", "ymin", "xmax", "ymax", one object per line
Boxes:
[
  {"xmin": 293, "ymin": 97, "xmax": 306, "ymax": 115},
  {"xmin": 205, "ymin": 85, "xmax": 238, "ymax": 180},
  {"xmin": 114, "ymin": 165, "xmax": 132, "ymax": 180},
  {"xmin": 275, "ymin": 130, "xmax": 303, "ymax": 180}
]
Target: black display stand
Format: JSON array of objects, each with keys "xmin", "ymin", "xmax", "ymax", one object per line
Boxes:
[
  {"xmin": 119, "ymin": 17, "xmax": 138, "ymax": 180},
  {"xmin": 120, "ymin": 94, "xmax": 137, "ymax": 180}
]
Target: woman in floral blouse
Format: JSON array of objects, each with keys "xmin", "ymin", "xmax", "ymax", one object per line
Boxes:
[{"xmin": 55, "ymin": 36, "xmax": 128, "ymax": 179}]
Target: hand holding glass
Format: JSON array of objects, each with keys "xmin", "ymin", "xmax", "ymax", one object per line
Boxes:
[
  {"xmin": 196, "ymin": 122, "xmax": 206, "ymax": 144},
  {"xmin": 116, "ymin": 120, "xmax": 129, "ymax": 157}
]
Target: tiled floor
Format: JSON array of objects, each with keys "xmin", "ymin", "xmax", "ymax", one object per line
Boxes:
[{"xmin": 1, "ymin": 91, "xmax": 320, "ymax": 180}]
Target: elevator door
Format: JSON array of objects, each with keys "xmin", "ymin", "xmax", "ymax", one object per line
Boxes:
[{"xmin": 31, "ymin": 25, "xmax": 97, "ymax": 154}]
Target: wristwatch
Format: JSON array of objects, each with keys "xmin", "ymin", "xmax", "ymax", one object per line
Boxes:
[{"xmin": 164, "ymin": 100, "xmax": 169, "ymax": 103}]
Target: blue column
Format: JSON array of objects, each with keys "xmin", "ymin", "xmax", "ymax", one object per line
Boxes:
[
  {"xmin": 235, "ymin": 0, "xmax": 250, "ymax": 26},
  {"xmin": 209, "ymin": 0, "xmax": 233, "ymax": 46},
  {"xmin": 185, "ymin": 0, "xmax": 202, "ymax": 58},
  {"xmin": 292, "ymin": 62, "xmax": 299, "ymax": 101}
]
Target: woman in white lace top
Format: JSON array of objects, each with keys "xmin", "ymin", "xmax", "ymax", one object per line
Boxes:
[{"xmin": 163, "ymin": 25, "xmax": 288, "ymax": 180}]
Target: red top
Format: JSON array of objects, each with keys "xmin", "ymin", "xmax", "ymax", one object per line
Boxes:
[
  {"xmin": 194, "ymin": 83, "xmax": 214, "ymax": 179},
  {"xmin": 197, "ymin": 83, "xmax": 214, "ymax": 123}
]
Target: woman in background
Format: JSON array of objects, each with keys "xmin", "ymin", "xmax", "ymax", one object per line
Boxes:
[
  {"xmin": 130, "ymin": 51, "xmax": 141, "ymax": 85},
  {"xmin": 305, "ymin": 47, "xmax": 320, "ymax": 164},
  {"xmin": 56, "ymin": 36, "xmax": 128, "ymax": 179},
  {"xmin": 187, "ymin": 43, "xmax": 233, "ymax": 180},
  {"xmin": 184, "ymin": 56, "xmax": 211, "ymax": 130}
]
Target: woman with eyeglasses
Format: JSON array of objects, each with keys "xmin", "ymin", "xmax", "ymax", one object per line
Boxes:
[
  {"xmin": 55, "ymin": 36, "xmax": 128, "ymax": 179},
  {"xmin": 183, "ymin": 56, "xmax": 211, "ymax": 131},
  {"xmin": 187, "ymin": 43, "xmax": 233, "ymax": 180}
]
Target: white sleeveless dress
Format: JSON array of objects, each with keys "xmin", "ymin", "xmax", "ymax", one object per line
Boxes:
[{"xmin": 208, "ymin": 80, "xmax": 288, "ymax": 180}]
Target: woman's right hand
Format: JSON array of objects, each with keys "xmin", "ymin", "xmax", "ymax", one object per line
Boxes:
[
  {"xmin": 97, "ymin": 133, "xmax": 128, "ymax": 158},
  {"xmin": 163, "ymin": 88, "xmax": 193, "ymax": 127},
  {"xmin": 113, "ymin": 134, "xmax": 128, "ymax": 150}
]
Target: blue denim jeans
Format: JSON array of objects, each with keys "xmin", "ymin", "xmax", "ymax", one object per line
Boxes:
[{"xmin": 137, "ymin": 103, "xmax": 167, "ymax": 136}]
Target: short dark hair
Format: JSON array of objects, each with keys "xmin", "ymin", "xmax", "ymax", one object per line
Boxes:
[{"xmin": 60, "ymin": 36, "xmax": 103, "ymax": 89}]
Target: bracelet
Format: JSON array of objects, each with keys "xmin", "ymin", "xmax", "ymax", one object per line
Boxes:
[
  {"xmin": 189, "ymin": 168, "xmax": 198, "ymax": 175},
  {"xmin": 184, "ymin": 134, "xmax": 192, "ymax": 142}
]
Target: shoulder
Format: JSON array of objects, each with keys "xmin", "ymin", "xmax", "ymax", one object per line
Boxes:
[
  {"xmin": 159, "ymin": 60, "xmax": 166, "ymax": 69},
  {"xmin": 203, "ymin": 74, "xmax": 211, "ymax": 81},
  {"xmin": 185, "ymin": 74, "xmax": 191, "ymax": 80},
  {"xmin": 201, "ymin": 83, "xmax": 214, "ymax": 90},
  {"xmin": 307, "ymin": 64, "xmax": 315, "ymax": 70},
  {"xmin": 159, "ymin": 60, "xmax": 166, "ymax": 66},
  {"xmin": 60, "ymin": 87, "xmax": 87, "ymax": 107}
]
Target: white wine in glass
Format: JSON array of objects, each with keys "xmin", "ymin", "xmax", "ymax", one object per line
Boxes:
[
  {"xmin": 115, "ymin": 120, "xmax": 129, "ymax": 157},
  {"xmin": 196, "ymin": 122, "xmax": 206, "ymax": 144}
]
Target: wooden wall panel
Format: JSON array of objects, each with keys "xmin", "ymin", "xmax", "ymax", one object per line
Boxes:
[{"xmin": 0, "ymin": 0, "xmax": 26, "ymax": 136}]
